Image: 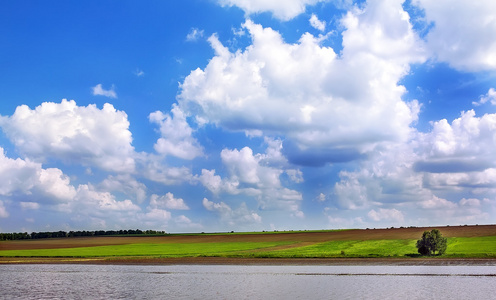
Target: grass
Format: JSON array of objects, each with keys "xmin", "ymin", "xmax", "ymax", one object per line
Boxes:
[
  {"xmin": 0, "ymin": 241, "xmax": 294, "ymax": 258},
  {"xmin": 1, "ymin": 225, "xmax": 495, "ymax": 259},
  {"xmin": 249, "ymin": 239, "xmax": 417, "ymax": 258},
  {"xmin": 444, "ymin": 236, "xmax": 496, "ymax": 258}
]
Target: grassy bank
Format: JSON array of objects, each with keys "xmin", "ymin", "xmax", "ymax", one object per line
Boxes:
[{"xmin": 1, "ymin": 225, "xmax": 495, "ymax": 260}]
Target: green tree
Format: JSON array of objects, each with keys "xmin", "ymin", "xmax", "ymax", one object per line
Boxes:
[{"xmin": 416, "ymin": 229, "xmax": 448, "ymax": 256}]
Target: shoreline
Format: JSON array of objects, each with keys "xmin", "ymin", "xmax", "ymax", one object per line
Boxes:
[{"xmin": 1, "ymin": 257, "xmax": 495, "ymax": 266}]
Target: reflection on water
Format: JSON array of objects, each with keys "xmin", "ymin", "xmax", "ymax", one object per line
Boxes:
[{"xmin": 1, "ymin": 264, "xmax": 495, "ymax": 299}]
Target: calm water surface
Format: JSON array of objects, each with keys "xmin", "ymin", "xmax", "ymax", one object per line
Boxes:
[{"xmin": 1, "ymin": 264, "xmax": 495, "ymax": 299}]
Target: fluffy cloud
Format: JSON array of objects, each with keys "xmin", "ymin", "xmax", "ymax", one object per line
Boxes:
[
  {"xmin": 100, "ymin": 174, "xmax": 147, "ymax": 203},
  {"xmin": 179, "ymin": 2, "xmax": 425, "ymax": 165},
  {"xmin": 74, "ymin": 184, "xmax": 140, "ymax": 213},
  {"xmin": 217, "ymin": 0, "xmax": 325, "ymax": 21},
  {"xmin": 174, "ymin": 215, "xmax": 202, "ymax": 229},
  {"xmin": 414, "ymin": 0, "xmax": 496, "ymax": 71},
  {"xmin": 473, "ymin": 88, "xmax": 496, "ymax": 106},
  {"xmin": 92, "ymin": 84, "xmax": 117, "ymax": 98},
  {"xmin": 203, "ymin": 198, "xmax": 262, "ymax": 226},
  {"xmin": 0, "ymin": 99, "xmax": 135, "ymax": 173},
  {"xmin": 309, "ymin": 14, "xmax": 326, "ymax": 31},
  {"xmin": 368, "ymin": 208, "xmax": 404, "ymax": 222},
  {"xmin": 20, "ymin": 202, "xmax": 40, "ymax": 210},
  {"xmin": 149, "ymin": 104, "xmax": 203, "ymax": 160},
  {"xmin": 186, "ymin": 28, "xmax": 204, "ymax": 41},
  {"xmin": 200, "ymin": 145, "xmax": 303, "ymax": 217},
  {"xmin": 0, "ymin": 147, "xmax": 76, "ymax": 202},
  {"xmin": 333, "ymin": 107, "xmax": 496, "ymax": 224},
  {"xmin": 142, "ymin": 208, "xmax": 172, "ymax": 223},
  {"xmin": 150, "ymin": 193, "xmax": 189, "ymax": 210},
  {"xmin": 0, "ymin": 200, "xmax": 8, "ymax": 218},
  {"xmin": 0, "ymin": 146, "xmax": 156, "ymax": 228},
  {"xmin": 415, "ymin": 110, "xmax": 496, "ymax": 201},
  {"xmin": 140, "ymin": 154, "xmax": 194, "ymax": 185},
  {"xmin": 416, "ymin": 110, "xmax": 496, "ymax": 174}
]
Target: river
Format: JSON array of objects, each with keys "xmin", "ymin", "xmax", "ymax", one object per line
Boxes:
[{"xmin": 1, "ymin": 264, "xmax": 495, "ymax": 299}]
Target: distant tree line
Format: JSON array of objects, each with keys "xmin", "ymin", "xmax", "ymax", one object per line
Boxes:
[{"xmin": 0, "ymin": 229, "xmax": 166, "ymax": 241}]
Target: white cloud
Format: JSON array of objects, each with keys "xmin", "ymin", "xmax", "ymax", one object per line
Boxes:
[
  {"xmin": 92, "ymin": 84, "xmax": 117, "ymax": 99},
  {"xmin": 217, "ymin": 0, "xmax": 324, "ymax": 21},
  {"xmin": 416, "ymin": 110, "xmax": 496, "ymax": 173},
  {"xmin": 334, "ymin": 170, "xmax": 371, "ymax": 209},
  {"xmin": 0, "ymin": 147, "xmax": 77, "ymax": 202},
  {"xmin": 0, "ymin": 99, "xmax": 136, "ymax": 173},
  {"xmin": 418, "ymin": 195, "xmax": 456, "ymax": 210},
  {"xmin": 286, "ymin": 169, "xmax": 304, "ymax": 183},
  {"xmin": 74, "ymin": 184, "xmax": 140, "ymax": 213},
  {"xmin": 142, "ymin": 208, "xmax": 172, "ymax": 226},
  {"xmin": 199, "ymin": 146, "xmax": 303, "ymax": 216},
  {"xmin": 20, "ymin": 202, "xmax": 40, "ymax": 210},
  {"xmin": 203, "ymin": 198, "xmax": 262, "ymax": 225},
  {"xmin": 332, "ymin": 105, "xmax": 496, "ymax": 225},
  {"xmin": 473, "ymin": 88, "xmax": 496, "ymax": 106},
  {"xmin": 368, "ymin": 208, "xmax": 404, "ymax": 222},
  {"xmin": 150, "ymin": 192, "xmax": 189, "ymax": 210},
  {"xmin": 221, "ymin": 147, "xmax": 260, "ymax": 184},
  {"xmin": 100, "ymin": 174, "xmax": 147, "ymax": 203},
  {"xmin": 318, "ymin": 193, "xmax": 326, "ymax": 202},
  {"xmin": 414, "ymin": 0, "xmax": 496, "ymax": 71},
  {"xmin": 140, "ymin": 154, "xmax": 194, "ymax": 185},
  {"xmin": 186, "ymin": 28, "xmax": 204, "ymax": 41},
  {"xmin": 135, "ymin": 69, "xmax": 145, "ymax": 77},
  {"xmin": 179, "ymin": 5, "xmax": 425, "ymax": 165},
  {"xmin": 149, "ymin": 104, "xmax": 203, "ymax": 160},
  {"xmin": 309, "ymin": 14, "xmax": 326, "ymax": 31},
  {"xmin": 0, "ymin": 200, "xmax": 8, "ymax": 218},
  {"xmin": 174, "ymin": 215, "xmax": 202, "ymax": 229}
]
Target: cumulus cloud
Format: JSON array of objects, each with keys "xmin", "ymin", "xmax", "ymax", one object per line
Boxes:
[
  {"xmin": 179, "ymin": 2, "xmax": 425, "ymax": 165},
  {"xmin": 318, "ymin": 193, "xmax": 326, "ymax": 202},
  {"xmin": 199, "ymin": 146, "xmax": 303, "ymax": 217},
  {"xmin": 149, "ymin": 104, "xmax": 203, "ymax": 160},
  {"xmin": 0, "ymin": 147, "xmax": 77, "ymax": 202},
  {"xmin": 368, "ymin": 208, "xmax": 404, "ymax": 222},
  {"xmin": 217, "ymin": 0, "xmax": 325, "ymax": 21},
  {"xmin": 414, "ymin": 0, "xmax": 496, "ymax": 71},
  {"xmin": 140, "ymin": 154, "xmax": 194, "ymax": 185},
  {"xmin": 141, "ymin": 208, "xmax": 172, "ymax": 228},
  {"xmin": 286, "ymin": 169, "xmax": 304, "ymax": 183},
  {"xmin": 309, "ymin": 14, "xmax": 326, "ymax": 31},
  {"xmin": 92, "ymin": 84, "xmax": 117, "ymax": 98},
  {"xmin": 74, "ymin": 184, "xmax": 140, "ymax": 213},
  {"xmin": 0, "ymin": 200, "xmax": 8, "ymax": 218},
  {"xmin": 186, "ymin": 28, "xmax": 204, "ymax": 41},
  {"xmin": 473, "ymin": 88, "xmax": 496, "ymax": 106},
  {"xmin": 0, "ymin": 146, "xmax": 160, "ymax": 229},
  {"xmin": 100, "ymin": 174, "xmax": 147, "ymax": 203},
  {"xmin": 135, "ymin": 69, "xmax": 145, "ymax": 77},
  {"xmin": 333, "ymin": 105, "xmax": 496, "ymax": 225},
  {"xmin": 20, "ymin": 202, "xmax": 40, "ymax": 210},
  {"xmin": 0, "ymin": 99, "xmax": 136, "ymax": 173},
  {"xmin": 150, "ymin": 192, "xmax": 189, "ymax": 210},
  {"xmin": 174, "ymin": 215, "xmax": 202, "ymax": 229},
  {"xmin": 203, "ymin": 198, "xmax": 262, "ymax": 226},
  {"xmin": 416, "ymin": 110, "xmax": 496, "ymax": 173}
]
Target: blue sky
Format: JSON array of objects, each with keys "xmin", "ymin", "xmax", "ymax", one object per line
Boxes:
[{"xmin": 1, "ymin": 0, "xmax": 495, "ymax": 233}]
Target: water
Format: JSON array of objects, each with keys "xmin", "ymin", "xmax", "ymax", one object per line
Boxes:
[{"xmin": 1, "ymin": 264, "xmax": 495, "ymax": 299}]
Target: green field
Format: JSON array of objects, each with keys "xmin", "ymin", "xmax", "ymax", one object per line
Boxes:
[
  {"xmin": 0, "ymin": 241, "xmax": 293, "ymax": 258},
  {"xmin": 1, "ymin": 236, "xmax": 496, "ymax": 259}
]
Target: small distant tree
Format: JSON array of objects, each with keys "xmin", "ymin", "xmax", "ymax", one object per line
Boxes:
[{"xmin": 416, "ymin": 229, "xmax": 447, "ymax": 256}]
